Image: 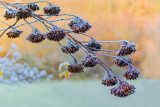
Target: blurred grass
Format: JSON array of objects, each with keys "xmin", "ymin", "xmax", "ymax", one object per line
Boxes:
[{"xmin": 0, "ymin": 79, "xmax": 159, "ymax": 107}]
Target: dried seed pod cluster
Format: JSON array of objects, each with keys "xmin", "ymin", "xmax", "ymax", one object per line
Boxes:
[
  {"xmin": 46, "ymin": 25, "xmax": 66, "ymax": 41},
  {"xmin": 113, "ymin": 57, "xmax": 132, "ymax": 67},
  {"xmin": 3, "ymin": 9, "xmax": 16, "ymax": 20},
  {"xmin": 116, "ymin": 41, "xmax": 136, "ymax": 56},
  {"xmin": 26, "ymin": 28, "xmax": 46, "ymax": 43},
  {"xmin": 102, "ymin": 72, "xmax": 118, "ymax": 86},
  {"xmin": 85, "ymin": 39, "xmax": 102, "ymax": 51},
  {"xmin": 61, "ymin": 42, "xmax": 79, "ymax": 54},
  {"xmin": 123, "ymin": 64, "xmax": 140, "ymax": 80},
  {"xmin": 68, "ymin": 18, "xmax": 92, "ymax": 33},
  {"xmin": 43, "ymin": 5, "xmax": 61, "ymax": 15},
  {"xmin": 68, "ymin": 64, "xmax": 84, "ymax": 73},
  {"xmin": 111, "ymin": 81, "xmax": 135, "ymax": 97},
  {"xmin": 7, "ymin": 28, "xmax": 23, "ymax": 38},
  {"xmin": 26, "ymin": 3, "xmax": 40, "ymax": 12},
  {"xmin": 0, "ymin": 1, "xmax": 141, "ymax": 98},
  {"xmin": 82, "ymin": 54, "xmax": 98, "ymax": 67},
  {"xmin": 16, "ymin": 6, "xmax": 33, "ymax": 19}
]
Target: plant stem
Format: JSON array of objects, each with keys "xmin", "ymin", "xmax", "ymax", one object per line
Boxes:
[{"xmin": 0, "ymin": 19, "xmax": 19, "ymax": 38}]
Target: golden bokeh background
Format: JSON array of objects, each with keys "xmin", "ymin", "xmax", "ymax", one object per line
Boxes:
[{"xmin": 0, "ymin": 0, "xmax": 160, "ymax": 78}]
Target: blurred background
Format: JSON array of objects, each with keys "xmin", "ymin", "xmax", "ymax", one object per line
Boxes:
[{"xmin": 0, "ymin": 0, "xmax": 160, "ymax": 107}]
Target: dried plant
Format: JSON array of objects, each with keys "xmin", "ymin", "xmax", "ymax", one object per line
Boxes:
[
  {"xmin": 0, "ymin": 1, "xmax": 140, "ymax": 97},
  {"xmin": 0, "ymin": 44, "xmax": 53, "ymax": 84}
]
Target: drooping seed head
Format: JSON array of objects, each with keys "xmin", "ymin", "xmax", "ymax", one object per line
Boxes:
[
  {"xmin": 68, "ymin": 18, "xmax": 92, "ymax": 33},
  {"xmin": 43, "ymin": 5, "xmax": 61, "ymax": 15},
  {"xmin": 113, "ymin": 57, "xmax": 132, "ymax": 67},
  {"xmin": 3, "ymin": 9, "xmax": 16, "ymax": 20},
  {"xmin": 61, "ymin": 42, "xmax": 79, "ymax": 54},
  {"xmin": 45, "ymin": 25, "xmax": 66, "ymax": 41},
  {"xmin": 85, "ymin": 39, "xmax": 102, "ymax": 51},
  {"xmin": 116, "ymin": 41, "xmax": 136, "ymax": 56},
  {"xmin": 102, "ymin": 72, "xmax": 118, "ymax": 86},
  {"xmin": 123, "ymin": 64, "xmax": 140, "ymax": 80},
  {"xmin": 26, "ymin": 3, "xmax": 40, "ymax": 12},
  {"xmin": 16, "ymin": 6, "xmax": 32, "ymax": 19},
  {"xmin": 6, "ymin": 27, "xmax": 23, "ymax": 38},
  {"xmin": 26, "ymin": 28, "xmax": 46, "ymax": 43},
  {"xmin": 111, "ymin": 80, "xmax": 135, "ymax": 97},
  {"xmin": 68, "ymin": 64, "xmax": 84, "ymax": 73},
  {"xmin": 82, "ymin": 54, "xmax": 98, "ymax": 67}
]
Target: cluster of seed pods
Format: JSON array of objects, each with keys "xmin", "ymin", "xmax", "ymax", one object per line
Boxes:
[{"xmin": 0, "ymin": 1, "xmax": 140, "ymax": 97}]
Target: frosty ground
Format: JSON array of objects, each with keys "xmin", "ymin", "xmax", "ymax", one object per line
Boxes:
[{"xmin": 0, "ymin": 79, "xmax": 159, "ymax": 107}]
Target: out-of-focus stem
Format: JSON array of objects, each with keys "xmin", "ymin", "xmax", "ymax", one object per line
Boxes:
[{"xmin": 0, "ymin": 20, "xmax": 10, "ymax": 26}]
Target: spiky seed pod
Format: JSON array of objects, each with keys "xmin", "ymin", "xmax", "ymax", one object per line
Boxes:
[
  {"xmin": 123, "ymin": 64, "xmax": 140, "ymax": 80},
  {"xmin": 102, "ymin": 72, "xmax": 117, "ymax": 86},
  {"xmin": 26, "ymin": 28, "xmax": 46, "ymax": 43},
  {"xmin": 111, "ymin": 81, "xmax": 135, "ymax": 97},
  {"xmin": 61, "ymin": 42, "xmax": 79, "ymax": 54},
  {"xmin": 68, "ymin": 64, "xmax": 84, "ymax": 73},
  {"xmin": 43, "ymin": 5, "xmax": 61, "ymax": 15},
  {"xmin": 113, "ymin": 57, "xmax": 132, "ymax": 67},
  {"xmin": 45, "ymin": 25, "xmax": 66, "ymax": 41},
  {"xmin": 85, "ymin": 39, "xmax": 102, "ymax": 51},
  {"xmin": 82, "ymin": 54, "xmax": 98, "ymax": 67},
  {"xmin": 6, "ymin": 27, "xmax": 23, "ymax": 38},
  {"xmin": 116, "ymin": 41, "xmax": 136, "ymax": 56},
  {"xmin": 16, "ymin": 6, "xmax": 32, "ymax": 19},
  {"xmin": 68, "ymin": 18, "xmax": 92, "ymax": 33},
  {"xmin": 26, "ymin": 3, "xmax": 40, "ymax": 12},
  {"xmin": 3, "ymin": 9, "xmax": 16, "ymax": 20}
]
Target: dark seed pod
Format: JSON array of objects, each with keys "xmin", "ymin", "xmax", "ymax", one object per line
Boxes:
[
  {"xmin": 61, "ymin": 42, "xmax": 79, "ymax": 54},
  {"xmin": 43, "ymin": 5, "xmax": 61, "ymax": 15},
  {"xmin": 85, "ymin": 39, "xmax": 102, "ymax": 51},
  {"xmin": 68, "ymin": 64, "xmax": 84, "ymax": 73},
  {"xmin": 26, "ymin": 3, "xmax": 40, "ymax": 12},
  {"xmin": 3, "ymin": 9, "xmax": 16, "ymax": 20},
  {"xmin": 113, "ymin": 57, "xmax": 132, "ymax": 67},
  {"xmin": 116, "ymin": 41, "xmax": 136, "ymax": 56},
  {"xmin": 123, "ymin": 64, "xmax": 140, "ymax": 80},
  {"xmin": 6, "ymin": 27, "xmax": 23, "ymax": 38},
  {"xmin": 111, "ymin": 81, "xmax": 135, "ymax": 97},
  {"xmin": 68, "ymin": 18, "xmax": 92, "ymax": 33},
  {"xmin": 82, "ymin": 54, "xmax": 98, "ymax": 67},
  {"xmin": 102, "ymin": 72, "xmax": 117, "ymax": 86},
  {"xmin": 16, "ymin": 6, "xmax": 32, "ymax": 19},
  {"xmin": 26, "ymin": 28, "xmax": 46, "ymax": 43},
  {"xmin": 45, "ymin": 25, "xmax": 66, "ymax": 41}
]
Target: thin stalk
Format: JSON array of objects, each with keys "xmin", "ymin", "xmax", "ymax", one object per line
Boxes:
[
  {"xmin": 80, "ymin": 40, "xmax": 125, "ymax": 43},
  {"xmin": 32, "ymin": 14, "xmax": 52, "ymax": 30},
  {"xmin": 4, "ymin": 49, "xmax": 12, "ymax": 58},
  {"xmin": 95, "ymin": 52, "xmax": 116, "ymax": 58},
  {"xmin": 50, "ymin": 18, "xmax": 75, "ymax": 22},
  {"xmin": 0, "ymin": 20, "xmax": 10, "ymax": 26},
  {"xmin": 86, "ymin": 47, "xmax": 117, "ymax": 52},
  {"xmin": 38, "ymin": 14, "xmax": 79, "ymax": 18},
  {"xmin": 0, "ymin": 17, "xmax": 50, "ymax": 31},
  {"xmin": 0, "ymin": 19, "xmax": 18, "ymax": 38},
  {"xmin": 32, "ymin": 13, "xmax": 54, "ymax": 26},
  {"xmin": 64, "ymin": 30, "xmax": 94, "ymax": 39},
  {"xmin": 23, "ymin": 19, "xmax": 35, "ymax": 29},
  {"xmin": 96, "ymin": 58, "xmax": 123, "ymax": 81}
]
